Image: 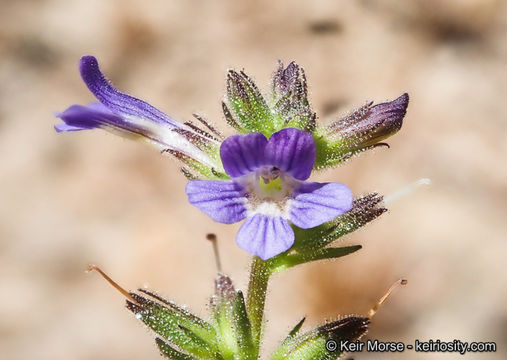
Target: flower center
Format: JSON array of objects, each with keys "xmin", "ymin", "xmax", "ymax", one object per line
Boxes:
[
  {"xmin": 254, "ymin": 166, "xmax": 291, "ymax": 200},
  {"xmin": 238, "ymin": 165, "xmax": 295, "ymax": 205}
]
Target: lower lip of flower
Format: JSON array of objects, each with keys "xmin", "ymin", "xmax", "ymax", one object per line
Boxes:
[{"xmin": 245, "ymin": 199, "xmax": 291, "ymax": 219}]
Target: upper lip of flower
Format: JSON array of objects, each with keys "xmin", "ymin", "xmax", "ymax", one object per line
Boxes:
[
  {"xmin": 186, "ymin": 128, "xmax": 353, "ymax": 260},
  {"xmin": 54, "ymin": 55, "xmax": 222, "ymax": 171}
]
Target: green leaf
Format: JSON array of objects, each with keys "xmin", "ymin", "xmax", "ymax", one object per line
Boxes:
[{"xmin": 269, "ymin": 245, "xmax": 362, "ymax": 273}]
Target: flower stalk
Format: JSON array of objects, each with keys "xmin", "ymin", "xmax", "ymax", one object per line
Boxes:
[{"xmin": 246, "ymin": 256, "xmax": 271, "ymax": 356}]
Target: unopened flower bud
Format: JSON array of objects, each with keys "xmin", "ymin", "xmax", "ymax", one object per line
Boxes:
[{"xmin": 318, "ymin": 93, "xmax": 409, "ymax": 166}]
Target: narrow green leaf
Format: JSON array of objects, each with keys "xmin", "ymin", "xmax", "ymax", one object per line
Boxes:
[
  {"xmin": 232, "ymin": 290, "xmax": 255, "ymax": 359},
  {"xmin": 287, "ymin": 317, "xmax": 306, "ymax": 338},
  {"xmin": 155, "ymin": 337, "xmax": 196, "ymax": 360},
  {"xmin": 270, "ymin": 245, "xmax": 362, "ymax": 273}
]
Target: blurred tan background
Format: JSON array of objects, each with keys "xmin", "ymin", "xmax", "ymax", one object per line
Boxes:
[{"xmin": 1, "ymin": 0, "xmax": 506, "ymax": 359}]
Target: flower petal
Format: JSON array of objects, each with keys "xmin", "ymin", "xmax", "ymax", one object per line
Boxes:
[
  {"xmin": 79, "ymin": 56, "xmax": 180, "ymax": 127},
  {"xmin": 220, "ymin": 133, "xmax": 268, "ymax": 178},
  {"xmin": 186, "ymin": 180, "xmax": 247, "ymax": 224},
  {"xmin": 264, "ymin": 128, "xmax": 316, "ymax": 180},
  {"xmin": 289, "ymin": 182, "xmax": 353, "ymax": 229},
  {"xmin": 236, "ymin": 214, "xmax": 294, "ymax": 260},
  {"xmin": 55, "ymin": 102, "xmax": 219, "ymax": 167},
  {"xmin": 55, "ymin": 103, "xmax": 133, "ymax": 132},
  {"xmin": 56, "ymin": 57, "xmax": 220, "ymax": 169}
]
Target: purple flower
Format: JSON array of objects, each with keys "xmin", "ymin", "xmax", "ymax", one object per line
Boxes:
[
  {"xmin": 55, "ymin": 56, "xmax": 220, "ymax": 169},
  {"xmin": 186, "ymin": 128, "xmax": 353, "ymax": 260}
]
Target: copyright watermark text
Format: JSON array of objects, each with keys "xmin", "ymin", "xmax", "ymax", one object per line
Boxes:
[{"xmin": 325, "ymin": 339, "xmax": 496, "ymax": 355}]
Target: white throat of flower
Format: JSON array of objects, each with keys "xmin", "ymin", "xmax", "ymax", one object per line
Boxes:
[{"xmin": 237, "ymin": 166, "xmax": 299, "ymax": 219}]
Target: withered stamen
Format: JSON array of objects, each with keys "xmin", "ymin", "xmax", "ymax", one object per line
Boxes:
[
  {"xmin": 86, "ymin": 264, "xmax": 137, "ymax": 303},
  {"xmin": 206, "ymin": 233, "xmax": 222, "ymax": 273},
  {"xmin": 368, "ymin": 278, "xmax": 407, "ymax": 318}
]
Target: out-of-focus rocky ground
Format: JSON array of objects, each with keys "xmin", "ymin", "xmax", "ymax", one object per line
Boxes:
[{"xmin": 1, "ymin": 0, "xmax": 506, "ymax": 359}]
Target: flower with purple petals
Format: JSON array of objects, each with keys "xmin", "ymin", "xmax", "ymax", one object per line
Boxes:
[
  {"xmin": 186, "ymin": 128, "xmax": 353, "ymax": 260},
  {"xmin": 55, "ymin": 56, "xmax": 409, "ymax": 260},
  {"xmin": 55, "ymin": 56, "xmax": 222, "ymax": 172}
]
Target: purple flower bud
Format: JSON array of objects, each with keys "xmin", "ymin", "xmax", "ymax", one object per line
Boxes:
[
  {"xmin": 327, "ymin": 93, "xmax": 409, "ymax": 149},
  {"xmin": 213, "ymin": 274, "xmax": 236, "ymax": 304},
  {"xmin": 272, "ymin": 61, "xmax": 304, "ymax": 97},
  {"xmin": 271, "ymin": 61, "xmax": 316, "ymax": 132}
]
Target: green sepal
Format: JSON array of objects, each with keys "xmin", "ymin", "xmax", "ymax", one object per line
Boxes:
[
  {"xmin": 270, "ymin": 316, "xmax": 369, "ymax": 360},
  {"xmin": 222, "ymin": 102, "xmax": 244, "ymax": 132},
  {"xmin": 163, "ymin": 147, "xmax": 227, "ymax": 180},
  {"xmin": 127, "ymin": 290, "xmax": 220, "ymax": 359},
  {"xmin": 313, "ymin": 131, "xmax": 390, "ymax": 169},
  {"xmin": 155, "ymin": 337, "xmax": 197, "ymax": 360},
  {"xmin": 226, "ymin": 70, "xmax": 280, "ymax": 136},
  {"xmin": 292, "ymin": 193, "xmax": 386, "ymax": 252},
  {"xmin": 262, "ymin": 194, "xmax": 384, "ymax": 272},
  {"xmin": 232, "ymin": 291, "xmax": 255, "ymax": 359},
  {"xmin": 286, "ymin": 317, "xmax": 306, "ymax": 340}
]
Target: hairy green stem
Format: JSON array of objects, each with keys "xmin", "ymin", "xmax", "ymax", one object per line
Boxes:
[{"xmin": 246, "ymin": 257, "xmax": 272, "ymax": 357}]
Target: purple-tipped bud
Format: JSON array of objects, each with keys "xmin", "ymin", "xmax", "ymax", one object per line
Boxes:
[
  {"xmin": 272, "ymin": 61, "xmax": 303, "ymax": 97},
  {"xmin": 328, "ymin": 93, "xmax": 409, "ymax": 148},
  {"xmin": 210, "ymin": 274, "xmax": 236, "ymax": 307},
  {"xmin": 271, "ymin": 61, "xmax": 315, "ymax": 130}
]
